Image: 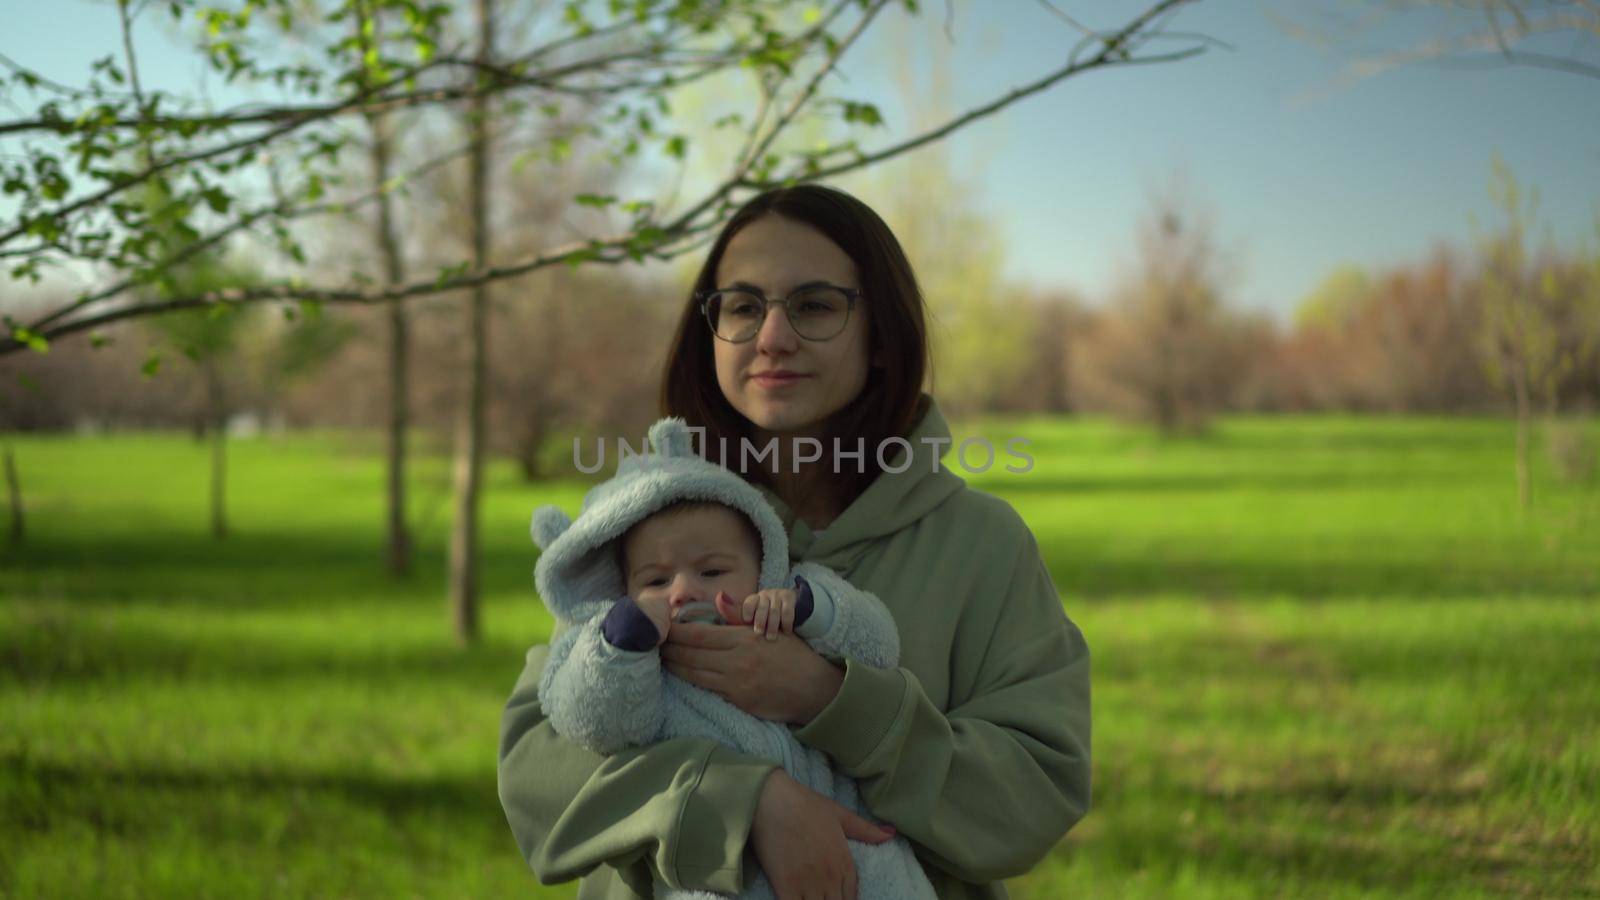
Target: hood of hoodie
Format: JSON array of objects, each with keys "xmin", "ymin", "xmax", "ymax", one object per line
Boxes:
[
  {"xmin": 530, "ymin": 417, "xmax": 792, "ymax": 626},
  {"xmin": 761, "ymin": 395, "xmax": 967, "ymax": 572}
]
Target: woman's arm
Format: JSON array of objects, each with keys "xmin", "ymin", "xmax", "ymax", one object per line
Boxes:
[
  {"xmin": 792, "ymin": 531, "xmax": 1091, "ymax": 884},
  {"xmin": 498, "ymin": 642, "xmax": 778, "ymax": 893}
]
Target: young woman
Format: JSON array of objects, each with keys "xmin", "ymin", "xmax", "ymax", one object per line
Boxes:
[{"xmin": 499, "ymin": 185, "xmax": 1090, "ymax": 900}]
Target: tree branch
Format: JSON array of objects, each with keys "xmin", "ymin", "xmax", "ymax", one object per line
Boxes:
[
  {"xmin": 1, "ymin": 0, "xmax": 1212, "ymax": 356},
  {"xmin": 29, "ymin": 140, "xmax": 476, "ymax": 333},
  {"xmin": 3, "ymin": 217, "xmax": 728, "ymax": 351},
  {"xmin": 775, "ymin": 0, "xmax": 1207, "ymax": 184}
]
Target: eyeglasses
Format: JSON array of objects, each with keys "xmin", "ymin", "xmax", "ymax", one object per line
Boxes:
[{"xmin": 697, "ymin": 284, "xmax": 861, "ymax": 343}]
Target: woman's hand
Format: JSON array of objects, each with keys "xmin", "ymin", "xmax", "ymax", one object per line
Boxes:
[
  {"xmin": 752, "ymin": 770, "xmax": 895, "ymax": 900},
  {"xmin": 661, "ymin": 621, "xmax": 844, "ymax": 724}
]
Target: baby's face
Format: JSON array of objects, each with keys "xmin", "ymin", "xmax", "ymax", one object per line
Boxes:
[{"xmin": 623, "ymin": 506, "xmax": 760, "ymax": 620}]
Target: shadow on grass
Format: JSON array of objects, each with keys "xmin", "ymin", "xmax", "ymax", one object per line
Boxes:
[
  {"xmin": 1, "ymin": 611, "xmax": 543, "ymax": 688},
  {"xmin": 0, "ymin": 531, "xmax": 542, "ymax": 609},
  {"xmin": 989, "ymin": 468, "xmax": 1480, "ymax": 496},
  {"xmin": 1040, "ymin": 551, "xmax": 1600, "ymax": 601},
  {"xmin": 7, "ymin": 527, "xmax": 1597, "ymax": 609},
  {"xmin": 3, "ymin": 751, "xmax": 505, "ymax": 845},
  {"xmin": 1069, "ymin": 766, "xmax": 1596, "ymax": 897}
]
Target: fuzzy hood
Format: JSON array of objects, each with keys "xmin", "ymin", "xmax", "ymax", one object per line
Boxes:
[{"xmin": 530, "ymin": 417, "xmax": 791, "ymax": 625}]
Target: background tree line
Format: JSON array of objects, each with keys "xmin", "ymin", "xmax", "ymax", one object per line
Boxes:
[{"xmin": 9, "ymin": 153, "xmax": 1598, "ymax": 433}]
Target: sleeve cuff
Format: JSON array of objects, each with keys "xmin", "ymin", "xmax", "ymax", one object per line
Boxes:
[
  {"xmin": 794, "ymin": 574, "xmax": 837, "ymax": 639},
  {"xmin": 793, "ymin": 658, "xmax": 908, "ymax": 772},
  {"xmin": 601, "ymin": 596, "xmax": 662, "ymax": 652},
  {"xmin": 669, "ymin": 746, "xmax": 778, "ymax": 893}
]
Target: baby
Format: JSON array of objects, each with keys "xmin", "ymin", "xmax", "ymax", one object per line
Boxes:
[
  {"xmin": 604, "ymin": 499, "xmax": 823, "ymax": 652},
  {"xmin": 530, "ymin": 418, "xmax": 935, "ymax": 900}
]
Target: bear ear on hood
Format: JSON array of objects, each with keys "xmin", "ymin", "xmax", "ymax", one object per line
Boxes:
[
  {"xmin": 648, "ymin": 417, "xmax": 696, "ymax": 459},
  {"xmin": 530, "ymin": 505, "xmax": 572, "ymax": 551}
]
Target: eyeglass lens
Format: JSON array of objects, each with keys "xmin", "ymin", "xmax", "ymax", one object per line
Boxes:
[{"xmin": 705, "ymin": 287, "xmax": 852, "ymax": 342}]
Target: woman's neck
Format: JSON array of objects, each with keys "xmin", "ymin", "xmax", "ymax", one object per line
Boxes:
[
  {"xmin": 750, "ymin": 425, "xmax": 845, "ymax": 531},
  {"xmin": 767, "ymin": 466, "xmax": 843, "ymax": 531}
]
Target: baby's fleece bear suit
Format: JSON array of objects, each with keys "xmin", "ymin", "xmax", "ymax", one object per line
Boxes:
[{"xmin": 530, "ymin": 417, "xmax": 936, "ymax": 900}]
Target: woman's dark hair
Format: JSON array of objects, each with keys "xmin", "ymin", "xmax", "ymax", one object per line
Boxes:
[{"xmin": 660, "ymin": 184, "xmax": 929, "ymax": 504}]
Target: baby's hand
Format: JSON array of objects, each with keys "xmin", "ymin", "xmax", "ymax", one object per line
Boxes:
[
  {"xmin": 633, "ymin": 594, "xmax": 672, "ymax": 645},
  {"xmin": 740, "ymin": 588, "xmax": 799, "ymax": 641}
]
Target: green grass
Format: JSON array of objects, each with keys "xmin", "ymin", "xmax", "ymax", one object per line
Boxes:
[{"xmin": 3, "ymin": 417, "xmax": 1598, "ymax": 898}]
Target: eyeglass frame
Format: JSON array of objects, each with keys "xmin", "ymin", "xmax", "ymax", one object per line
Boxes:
[{"xmin": 696, "ymin": 283, "xmax": 863, "ymax": 343}]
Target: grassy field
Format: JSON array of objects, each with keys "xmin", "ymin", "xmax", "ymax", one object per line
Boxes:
[{"xmin": 2, "ymin": 417, "xmax": 1598, "ymax": 898}]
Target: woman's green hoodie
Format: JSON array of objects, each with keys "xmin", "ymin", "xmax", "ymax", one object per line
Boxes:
[{"xmin": 498, "ymin": 398, "xmax": 1091, "ymax": 898}]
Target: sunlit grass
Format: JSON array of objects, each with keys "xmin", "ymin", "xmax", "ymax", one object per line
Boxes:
[{"xmin": 2, "ymin": 417, "xmax": 1597, "ymax": 897}]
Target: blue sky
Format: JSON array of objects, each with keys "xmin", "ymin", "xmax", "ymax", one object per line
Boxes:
[
  {"xmin": 837, "ymin": 1, "xmax": 1600, "ymax": 317},
  {"xmin": 7, "ymin": 0, "xmax": 1600, "ymax": 321}
]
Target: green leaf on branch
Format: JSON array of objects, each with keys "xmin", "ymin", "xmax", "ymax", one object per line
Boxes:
[
  {"xmin": 575, "ymin": 193, "xmax": 616, "ymax": 209},
  {"xmin": 142, "ymin": 353, "xmax": 162, "ymax": 378},
  {"xmin": 435, "ymin": 261, "xmax": 470, "ymax": 287},
  {"xmin": 9, "ymin": 327, "xmax": 48, "ymax": 354},
  {"xmin": 565, "ymin": 242, "xmax": 603, "ymax": 269},
  {"xmin": 202, "ymin": 187, "xmax": 232, "ymax": 214},
  {"xmin": 841, "ymin": 101, "xmax": 884, "ymax": 127}
]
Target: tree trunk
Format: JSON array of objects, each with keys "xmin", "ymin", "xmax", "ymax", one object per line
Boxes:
[
  {"xmin": 4, "ymin": 445, "xmax": 22, "ymax": 545},
  {"xmin": 386, "ymin": 296, "xmax": 412, "ymax": 575},
  {"xmin": 1513, "ymin": 362, "xmax": 1532, "ymax": 511},
  {"xmin": 365, "ymin": 59, "xmax": 413, "ymax": 577},
  {"xmin": 517, "ymin": 415, "xmax": 546, "ymax": 482},
  {"xmin": 206, "ymin": 363, "xmax": 228, "ymax": 539},
  {"xmin": 517, "ymin": 292, "xmax": 563, "ymax": 482},
  {"xmin": 1042, "ymin": 303, "xmax": 1070, "ymax": 414},
  {"xmin": 448, "ymin": 0, "xmax": 493, "ymax": 644}
]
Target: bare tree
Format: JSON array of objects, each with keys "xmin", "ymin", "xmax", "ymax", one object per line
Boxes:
[
  {"xmin": 863, "ymin": 14, "xmax": 1032, "ymax": 417},
  {"xmin": 4, "ymin": 445, "xmax": 21, "ymax": 546},
  {"xmin": 353, "ymin": 1, "xmax": 416, "ymax": 576},
  {"xmin": 484, "ymin": 268, "xmax": 668, "ymax": 481},
  {"xmin": 1019, "ymin": 291, "xmax": 1085, "ymax": 415},
  {"xmin": 1274, "ymin": 0, "xmax": 1600, "ymax": 89},
  {"xmin": 447, "ymin": 0, "xmax": 496, "ymax": 644},
  {"xmin": 1076, "ymin": 184, "xmax": 1245, "ymax": 435},
  {"xmin": 1474, "ymin": 156, "xmax": 1600, "ymax": 509}
]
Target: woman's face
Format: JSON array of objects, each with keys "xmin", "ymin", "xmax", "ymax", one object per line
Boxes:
[{"xmin": 711, "ymin": 214, "xmax": 872, "ymax": 439}]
